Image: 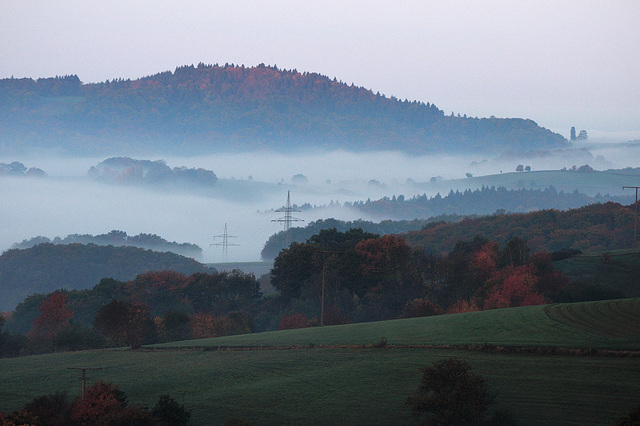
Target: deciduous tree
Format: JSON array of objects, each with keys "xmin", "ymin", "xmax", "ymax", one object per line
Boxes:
[
  {"xmin": 93, "ymin": 300, "xmax": 155, "ymax": 348},
  {"xmin": 27, "ymin": 291, "xmax": 73, "ymax": 351},
  {"xmin": 70, "ymin": 381, "xmax": 127, "ymax": 425}
]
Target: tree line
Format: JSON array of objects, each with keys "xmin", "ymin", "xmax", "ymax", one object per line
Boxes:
[
  {"xmin": 404, "ymin": 201, "xmax": 636, "ymax": 254},
  {"xmin": 1, "ymin": 226, "xmax": 628, "ymax": 358},
  {"xmin": 1, "ymin": 269, "xmax": 261, "ymax": 357},
  {"xmin": 345, "ymin": 185, "xmax": 630, "ymax": 220},
  {"xmin": 262, "ymin": 201, "xmax": 636, "ymax": 260},
  {"xmin": 269, "ymin": 229, "xmax": 620, "ymax": 330},
  {"xmin": 11, "ymin": 230, "xmax": 203, "ymax": 259}
]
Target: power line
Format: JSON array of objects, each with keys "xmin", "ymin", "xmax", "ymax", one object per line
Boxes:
[{"xmin": 210, "ymin": 223, "xmax": 239, "ymax": 261}]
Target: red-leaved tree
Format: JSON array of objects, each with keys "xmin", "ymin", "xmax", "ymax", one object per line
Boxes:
[
  {"xmin": 483, "ymin": 265, "xmax": 546, "ymax": 310},
  {"xmin": 355, "ymin": 235, "xmax": 411, "ymax": 276},
  {"xmin": 27, "ymin": 291, "xmax": 73, "ymax": 351},
  {"xmin": 70, "ymin": 381, "xmax": 126, "ymax": 425}
]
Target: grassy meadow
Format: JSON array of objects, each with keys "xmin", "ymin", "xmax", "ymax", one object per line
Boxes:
[{"xmin": 1, "ymin": 299, "xmax": 639, "ymax": 425}]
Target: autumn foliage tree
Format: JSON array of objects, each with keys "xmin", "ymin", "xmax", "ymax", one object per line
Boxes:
[
  {"xmin": 69, "ymin": 381, "xmax": 127, "ymax": 425},
  {"xmin": 482, "ymin": 264, "xmax": 546, "ymax": 310},
  {"xmin": 27, "ymin": 291, "xmax": 73, "ymax": 351},
  {"xmin": 355, "ymin": 234, "xmax": 411, "ymax": 276}
]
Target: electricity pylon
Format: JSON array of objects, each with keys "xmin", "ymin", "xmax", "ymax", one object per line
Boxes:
[
  {"xmin": 272, "ymin": 191, "xmax": 304, "ymax": 246},
  {"xmin": 210, "ymin": 223, "xmax": 239, "ymax": 261}
]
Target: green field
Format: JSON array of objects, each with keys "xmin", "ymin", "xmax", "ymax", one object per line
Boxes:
[{"xmin": 1, "ymin": 299, "xmax": 639, "ymax": 425}]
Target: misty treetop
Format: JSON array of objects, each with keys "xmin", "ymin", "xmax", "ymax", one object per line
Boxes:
[
  {"xmin": 344, "ymin": 184, "xmax": 631, "ymax": 220},
  {"xmin": 0, "ymin": 64, "xmax": 568, "ymax": 155},
  {"xmin": 11, "ymin": 229, "xmax": 203, "ymax": 259},
  {"xmin": 88, "ymin": 157, "xmax": 217, "ymax": 187},
  {"xmin": 0, "ymin": 161, "xmax": 46, "ymax": 177}
]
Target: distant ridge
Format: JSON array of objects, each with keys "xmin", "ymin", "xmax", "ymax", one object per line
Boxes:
[{"xmin": 0, "ymin": 64, "xmax": 568, "ymax": 155}]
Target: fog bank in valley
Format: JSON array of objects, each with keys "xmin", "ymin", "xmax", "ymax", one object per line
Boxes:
[{"xmin": 2, "ymin": 143, "xmax": 639, "ymax": 263}]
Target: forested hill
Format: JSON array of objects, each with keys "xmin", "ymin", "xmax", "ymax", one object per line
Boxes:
[
  {"xmin": 0, "ymin": 64, "xmax": 568, "ymax": 155},
  {"xmin": 0, "ymin": 243, "xmax": 213, "ymax": 312},
  {"xmin": 262, "ymin": 202, "xmax": 636, "ymax": 260}
]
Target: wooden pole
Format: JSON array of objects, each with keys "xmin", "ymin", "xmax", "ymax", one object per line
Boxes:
[{"xmin": 67, "ymin": 367, "xmax": 103, "ymax": 399}]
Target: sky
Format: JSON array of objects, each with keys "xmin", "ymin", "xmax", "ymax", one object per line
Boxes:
[{"xmin": 1, "ymin": 1, "xmax": 639, "ymax": 141}]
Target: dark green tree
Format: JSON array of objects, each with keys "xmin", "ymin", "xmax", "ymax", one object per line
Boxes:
[
  {"xmin": 501, "ymin": 237, "xmax": 530, "ymax": 267},
  {"xmin": 151, "ymin": 394, "xmax": 191, "ymax": 426},
  {"xmin": 406, "ymin": 358, "xmax": 492, "ymax": 425},
  {"xmin": 570, "ymin": 126, "xmax": 577, "ymax": 141},
  {"xmin": 23, "ymin": 391, "xmax": 73, "ymax": 426},
  {"xmin": 93, "ymin": 300, "xmax": 155, "ymax": 348}
]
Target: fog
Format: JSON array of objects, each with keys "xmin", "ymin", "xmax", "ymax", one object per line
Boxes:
[{"xmin": 1, "ymin": 143, "xmax": 639, "ymax": 263}]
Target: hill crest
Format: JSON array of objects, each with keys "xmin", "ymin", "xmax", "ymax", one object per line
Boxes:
[{"xmin": 0, "ymin": 64, "xmax": 568, "ymax": 155}]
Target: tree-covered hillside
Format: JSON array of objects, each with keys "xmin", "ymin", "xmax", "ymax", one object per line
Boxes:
[
  {"xmin": 404, "ymin": 202, "xmax": 636, "ymax": 255},
  {"xmin": 0, "ymin": 64, "xmax": 568, "ymax": 155},
  {"xmin": 261, "ymin": 188, "xmax": 633, "ymax": 259},
  {"xmin": 0, "ymin": 243, "xmax": 212, "ymax": 312}
]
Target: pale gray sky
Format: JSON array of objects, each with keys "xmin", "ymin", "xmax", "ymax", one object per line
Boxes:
[{"xmin": 1, "ymin": 0, "xmax": 639, "ymax": 139}]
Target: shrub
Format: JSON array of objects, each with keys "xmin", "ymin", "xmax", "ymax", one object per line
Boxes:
[
  {"xmin": 23, "ymin": 391, "xmax": 72, "ymax": 426},
  {"xmin": 278, "ymin": 313, "xmax": 312, "ymax": 330},
  {"xmin": 402, "ymin": 298, "xmax": 442, "ymax": 318}
]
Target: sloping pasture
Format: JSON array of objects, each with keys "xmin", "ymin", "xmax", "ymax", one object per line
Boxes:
[
  {"xmin": 1, "ymin": 299, "xmax": 639, "ymax": 425},
  {"xmin": 159, "ymin": 298, "xmax": 640, "ymax": 351}
]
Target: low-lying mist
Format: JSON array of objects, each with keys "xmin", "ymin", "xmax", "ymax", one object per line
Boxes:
[{"xmin": 2, "ymin": 142, "xmax": 638, "ymax": 263}]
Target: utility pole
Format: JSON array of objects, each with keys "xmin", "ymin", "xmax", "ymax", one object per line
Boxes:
[
  {"xmin": 67, "ymin": 367, "xmax": 103, "ymax": 399},
  {"xmin": 210, "ymin": 223, "xmax": 239, "ymax": 261},
  {"xmin": 272, "ymin": 191, "xmax": 304, "ymax": 246},
  {"xmin": 623, "ymin": 186, "xmax": 640, "ymax": 248},
  {"xmin": 308, "ymin": 249, "xmax": 345, "ymax": 326}
]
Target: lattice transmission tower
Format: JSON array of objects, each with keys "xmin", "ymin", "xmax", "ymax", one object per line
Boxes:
[
  {"xmin": 272, "ymin": 191, "xmax": 304, "ymax": 245},
  {"xmin": 210, "ymin": 223, "xmax": 239, "ymax": 261}
]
